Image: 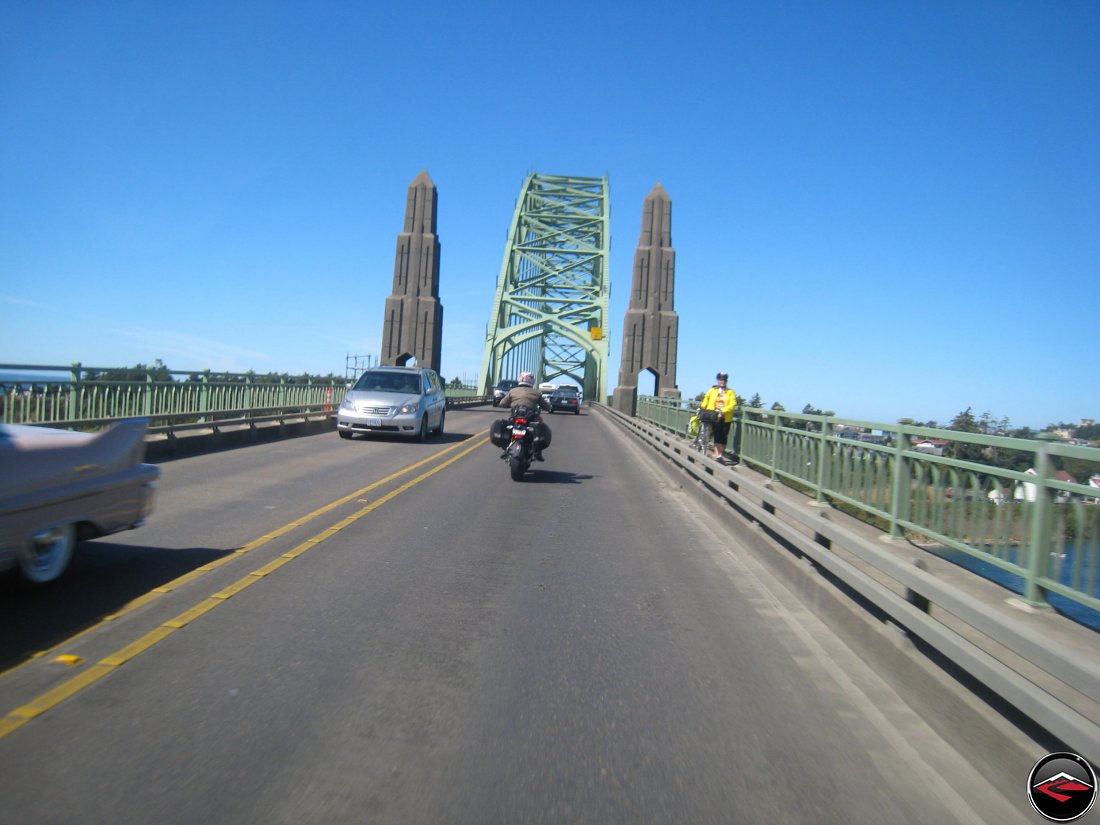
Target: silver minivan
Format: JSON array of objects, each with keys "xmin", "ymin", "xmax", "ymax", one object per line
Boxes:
[{"xmin": 336, "ymin": 366, "xmax": 446, "ymax": 441}]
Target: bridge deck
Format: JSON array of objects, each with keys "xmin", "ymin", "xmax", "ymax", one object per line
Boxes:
[{"xmin": 0, "ymin": 405, "xmax": 1089, "ymax": 823}]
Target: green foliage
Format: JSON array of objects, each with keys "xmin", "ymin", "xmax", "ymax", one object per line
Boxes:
[
  {"xmin": 745, "ymin": 393, "xmax": 766, "ymax": 422},
  {"xmin": 1054, "ymin": 456, "xmax": 1100, "ymax": 485},
  {"xmin": 87, "ymin": 362, "xmax": 171, "ymax": 382},
  {"xmin": 950, "ymin": 407, "xmax": 980, "ymax": 433},
  {"xmin": 1062, "ymin": 503, "xmax": 1100, "ymax": 539},
  {"xmin": 947, "ymin": 407, "xmax": 986, "ymax": 464},
  {"xmin": 977, "ymin": 410, "xmax": 1011, "ymax": 434},
  {"xmin": 1076, "ymin": 422, "xmax": 1100, "ymax": 441}
]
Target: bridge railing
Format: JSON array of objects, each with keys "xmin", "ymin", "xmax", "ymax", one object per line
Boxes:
[
  {"xmin": 636, "ymin": 396, "xmax": 1100, "ymax": 617},
  {"xmin": 0, "ymin": 363, "xmax": 488, "ymax": 434},
  {"xmin": 614, "ymin": 400, "xmax": 1099, "ymax": 765},
  {"xmin": 0, "ymin": 363, "xmax": 345, "ymax": 433}
]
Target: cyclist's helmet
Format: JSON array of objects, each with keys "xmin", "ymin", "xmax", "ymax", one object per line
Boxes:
[
  {"xmin": 716, "ymin": 372, "xmax": 729, "ymax": 381},
  {"xmin": 518, "ymin": 371, "xmax": 535, "ymax": 387}
]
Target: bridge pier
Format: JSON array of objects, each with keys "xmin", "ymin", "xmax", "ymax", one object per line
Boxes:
[
  {"xmin": 613, "ymin": 183, "xmax": 680, "ymax": 415},
  {"xmin": 380, "ymin": 170, "xmax": 444, "ymax": 372}
]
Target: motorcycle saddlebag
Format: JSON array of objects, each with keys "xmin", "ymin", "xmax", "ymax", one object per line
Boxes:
[
  {"xmin": 535, "ymin": 422, "xmax": 551, "ymax": 450},
  {"xmin": 489, "ymin": 418, "xmax": 509, "ymax": 448}
]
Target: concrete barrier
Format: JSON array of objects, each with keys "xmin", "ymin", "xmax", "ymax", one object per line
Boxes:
[{"xmin": 144, "ymin": 413, "xmax": 336, "ymax": 461}]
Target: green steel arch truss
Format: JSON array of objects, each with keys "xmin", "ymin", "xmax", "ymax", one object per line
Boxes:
[{"xmin": 478, "ymin": 174, "xmax": 610, "ymax": 401}]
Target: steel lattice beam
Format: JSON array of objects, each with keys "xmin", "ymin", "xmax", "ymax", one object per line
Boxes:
[{"xmin": 478, "ymin": 174, "xmax": 610, "ymax": 401}]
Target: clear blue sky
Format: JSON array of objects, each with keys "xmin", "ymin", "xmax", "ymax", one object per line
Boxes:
[{"xmin": 2, "ymin": 1, "xmax": 1097, "ymax": 429}]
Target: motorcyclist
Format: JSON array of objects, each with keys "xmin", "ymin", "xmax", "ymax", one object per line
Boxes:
[{"xmin": 497, "ymin": 371, "xmax": 551, "ymax": 461}]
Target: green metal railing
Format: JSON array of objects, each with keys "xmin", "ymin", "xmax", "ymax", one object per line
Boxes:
[
  {"xmin": 0, "ymin": 363, "xmax": 487, "ymax": 433},
  {"xmin": 1, "ymin": 363, "xmax": 344, "ymax": 431},
  {"xmin": 637, "ymin": 396, "xmax": 1100, "ymax": 616}
]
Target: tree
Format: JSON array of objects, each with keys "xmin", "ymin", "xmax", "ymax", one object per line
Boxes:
[
  {"xmin": 977, "ymin": 410, "xmax": 1011, "ymax": 435},
  {"xmin": 90, "ymin": 362, "xmax": 172, "ymax": 383},
  {"xmin": 1074, "ymin": 422, "xmax": 1100, "ymax": 441},
  {"xmin": 947, "ymin": 407, "xmax": 985, "ymax": 463},
  {"xmin": 798, "ymin": 404, "xmax": 827, "ymax": 432},
  {"xmin": 950, "ymin": 407, "xmax": 979, "ymax": 432},
  {"xmin": 745, "ymin": 393, "xmax": 765, "ymax": 421}
]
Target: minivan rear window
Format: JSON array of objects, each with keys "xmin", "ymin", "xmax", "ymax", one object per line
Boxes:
[{"xmin": 354, "ymin": 372, "xmax": 421, "ymax": 394}]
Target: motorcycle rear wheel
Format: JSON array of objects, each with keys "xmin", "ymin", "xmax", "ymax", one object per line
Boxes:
[{"xmin": 509, "ymin": 454, "xmax": 526, "ymax": 481}]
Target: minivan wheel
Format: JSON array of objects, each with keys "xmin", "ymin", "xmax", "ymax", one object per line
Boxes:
[
  {"xmin": 418, "ymin": 416, "xmax": 429, "ymax": 442},
  {"xmin": 435, "ymin": 410, "xmax": 445, "ymax": 437},
  {"xmin": 339, "ymin": 430, "xmax": 353, "ymax": 439}
]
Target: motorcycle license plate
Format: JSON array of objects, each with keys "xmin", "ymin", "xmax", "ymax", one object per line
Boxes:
[{"xmin": 512, "ymin": 428, "xmax": 527, "ymax": 437}]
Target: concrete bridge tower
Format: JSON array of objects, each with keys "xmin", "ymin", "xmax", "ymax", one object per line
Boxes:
[
  {"xmin": 380, "ymin": 170, "xmax": 444, "ymax": 372},
  {"xmin": 612, "ymin": 183, "xmax": 680, "ymax": 414}
]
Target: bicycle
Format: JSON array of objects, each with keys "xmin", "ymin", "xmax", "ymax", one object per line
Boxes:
[{"xmin": 687, "ymin": 409, "xmax": 713, "ymax": 454}]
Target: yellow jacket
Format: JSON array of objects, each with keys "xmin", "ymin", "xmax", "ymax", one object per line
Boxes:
[{"xmin": 700, "ymin": 385, "xmax": 737, "ymax": 423}]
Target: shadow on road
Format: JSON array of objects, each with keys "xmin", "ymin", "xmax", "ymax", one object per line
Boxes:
[
  {"xmin": 337, "ymin": 431, "xmax": 487, "ymax": 446},
  {"xmin": 524, "ymin": 470, "xmax": 593, "ymax": 485},
  {"xmin": 0, "ymin": 541, "xmax": 230, "ymax": 671}
]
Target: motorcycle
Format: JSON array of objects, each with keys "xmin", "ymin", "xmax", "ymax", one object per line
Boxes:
[{"xmin": 491, "ymin": 405, "xmax": 543, "ymax": 481}]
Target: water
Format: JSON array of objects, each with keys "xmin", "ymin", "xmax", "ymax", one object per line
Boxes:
[
  {"xmin": 930, "ymin": 542, "xmax": 1100, "ymax": 633},
  {"xmin": 0, "ymin": 371, "xmax": 70, "ymax": 388}
]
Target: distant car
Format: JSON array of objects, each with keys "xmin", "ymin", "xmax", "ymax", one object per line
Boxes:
[
  {"xmin": 556, "ymin": 384, "xmax": 582, "ymax": 402},
  {"xmin": 0, "ymin": 419, "xmax": 159, "ymax": 583},
  {"xmin": 548, "ymin": 386, "xmax": 581, "ymax": 414},
  {"xmin": 336, "ymin": 366, "xmax": 446, "ymax": 441},
  {"xmin": 492, "ymin": 379, "xmax": 518, "ymax": 407},
  {"xmin": 538, "ymin": 382, "xmax": 557, "ymax": 403}
]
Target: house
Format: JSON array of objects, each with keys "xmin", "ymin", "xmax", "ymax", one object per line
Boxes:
[
  {"xmin": 1015, "ymin": 469, "xmax": 1038, "ymax": 503},
  {"xmin": 1015, "ymin": 469, "xmax": 1079, "ymax": 504},
  {"xmin": 912, "ymin": 439, "xmax": 946, "ymax": 456}
]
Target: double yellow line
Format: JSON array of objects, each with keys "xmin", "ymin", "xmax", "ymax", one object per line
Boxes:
[{"xmin": 0, "ymin": 430, "xmax": 488, "ymax": 740}]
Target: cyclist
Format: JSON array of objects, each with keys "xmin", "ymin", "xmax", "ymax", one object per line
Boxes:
[{"xmin": 698, "ymin": 372, "xmax": 737, "ymax": 461}]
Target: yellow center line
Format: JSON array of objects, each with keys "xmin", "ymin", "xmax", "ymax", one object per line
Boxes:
[
  {"xmin": 0, "ymin": 433, "xmax": 488, "ymax": 739},
  {"xmin": 0, "ymin": 431, "xmax": 489, "ymax": 681}
]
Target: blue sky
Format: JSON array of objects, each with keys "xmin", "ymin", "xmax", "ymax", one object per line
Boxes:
[{"xmin": 1, "ymin": 1, "xmax": 1097, "ymax": 429}]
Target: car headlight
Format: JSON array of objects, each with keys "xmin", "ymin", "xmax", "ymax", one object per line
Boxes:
[
  {"xmin": 399, "ymin": 401, "xmax": 420, "ymax": 414},
  {"xmin": 340, "ymin": 398, "xmax": 354, "ymax": 410}
]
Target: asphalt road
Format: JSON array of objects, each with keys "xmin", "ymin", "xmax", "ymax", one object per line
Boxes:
[{"xmin": 0, "ymin": 406, "xmax": 1038, "ymax": 824}]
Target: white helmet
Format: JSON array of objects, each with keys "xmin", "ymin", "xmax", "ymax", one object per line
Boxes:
[{"xmin": 518, "ymin": 371, "xmax": 535, "ymax": 387}]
